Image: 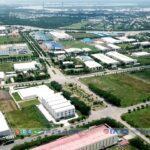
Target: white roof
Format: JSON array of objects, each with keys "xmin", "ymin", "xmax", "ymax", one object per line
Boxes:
[
  {"xmin": 65, "ymin": 48, "xmax": 83, "ymax": 53},
  {"xmin": 14, "ymin": 61, "xmax": 38, "ymax": 71},
  {"xmin": 0, "ymin": 111, "xmax": 10, "ymax": 134},
  {"xmin": 95, "ymin": 44, "xmax": 108, "ymax": 51},
  {"xmin": 50, "ymin": 31, "xmax": 72, "ymax": 39},
  {"xmin": 16, "ymin": 85, "xmax": 75, "ymax": 116},
  {"xmin": 55, "ymin": 105, "xmax": 75, "ymax": 113},
  {"xmin": 140, "ymin": 41, "xmax": 150, "ymax": 46},
  {"xmin": 0, "ymin": 72, "xmax": 5, "ymax": 79},
  {"xmin": 106, "ymin": 51, "xmax": 136, "ymax": 63},
  {"xmin": 131, "ymin": 52, "xmax": 150, "ymax": 57},
  {"xmin": 84, "ymin": 60, "xmax": 102, "ymax": 69},
  {"xmin": 118, "ymin": 37, "xmax": 136, "ymax": 42},
  {"xmin": 101, "ymin": 37, "xmax": 121, "ymax": 44},
  {"xmin": 107, "ymin": 43, "xmax": 121, "ymax": 50},
  {"xmin": 82, "ymin": 48, "xmax": 92, "ymax": 52},
  {"xmin": 0, "ymin": 26, "xmax": 6, "ymax": 31},
  {"xmin": 92, "ymin": 53, "xmax": 119, "ymax": 65}
]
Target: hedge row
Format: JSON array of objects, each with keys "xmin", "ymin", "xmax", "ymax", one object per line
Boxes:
[{"xmin": 88, "ymin": 83, "xmax": 121, "ymax": 106}]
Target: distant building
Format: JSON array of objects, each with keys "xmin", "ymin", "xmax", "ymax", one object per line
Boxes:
[
  {"xmin": 92, "ymin": 53, "xmax": 119, "ymax": 68},
  {"xmin": 131, "ymin": 52, "xmax": 150, "ymax": 57},
  {"xmin": 50, "ymin": 30, "xmax": 72, "ymax": 40},
  {"xmin": 106, "ymin": 51, "xmax": 137, "ymax": 65},
  {"xmin": 77, "ymin": 55, "xmax": 103, "ymax": 71},
  {"xmin": 32, "ymin": 124, "xmax": 119, "ymax": 150},
  {"xmin": 14, "ymin": 61, "xmax": 39, "ymax": 71}
]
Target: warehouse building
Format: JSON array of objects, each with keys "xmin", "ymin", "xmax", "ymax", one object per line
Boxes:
[
  {"xmin": 117, "ymin": 37, "xmax": 136, "ymax": 43},
  {"xmin": 0, "ymin": 43, "xmax": 31, "ymax": 56},
  {"xmin": 65, "ymin": 48, "xmax": 84, "ymax": 56},
  {"xmin": 33, "ymin": 124, "xmax": 119, "ymax": 150},
  {"xmin": 77, "ymin": 55, "xmax": 103, "ymax": 71},
  {"xmin": 95, "ymin": 44, "xmax": 109, "ymax": 51},
  {"xmin": 14, "ymin": 61, "xmax": 39, "ymax": 72},
  {"xmin": 92, "ymin": 53, "xmax": 119, "ymax": 68},
  {"xmin": 131, "ymin": 51, "xmax": 150, "ymax": 57},
  {"xmin": 107, "ymin": 43, "xmax": 121, "ymax": 50},
  {"xmin": 17, "ymin": 85, "xmax": 75, "ymax": 121},
  {"xmin": 106, "ymin": 51, "xmax": 137, "ymax": 64},
  {"xmin": 0, "ymin": 111, "xmax": 11, "ymax": 138},
  {"xmin": 101, "ymin": 37, "xmax": 121, "ymax": 44},
  {"xmin": 50, "ymin": 30, "xmax": 72, "ymax": 40}
]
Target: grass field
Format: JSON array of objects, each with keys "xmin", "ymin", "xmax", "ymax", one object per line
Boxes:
[
  {"xmin": 0, "ymin": 36, "xmax": 24, "ymax": 45},
  {"xmin": 81, "ymin": 74, "xmax": 150, "ymax": 107},
  {"xmin": 19, "ymin": 99, "xmax": 40, "ymax": 108},
  {"xmin": 59, "ymin": 40, "xmax": 99, "ymax": 52},
  {"xmin": 129, "ymin": 69, "xmax": 150, "ymax": 82},
  {"xmin": 135, "ymin": 56, "xmax": 150, "ymax": 65},
  {"xmin": 68, "ymin": 32, "xmax": 99, "ymax": 39},
  {"xmin": 0, "ymin": 62, "xmax": 14, "ymax": 72},
  {"xmin": 12, "ymin": 92, "xmax": 22, "ymax": 101},
  {"xmin": 6, "ymin": 105, "xmax": 51, "ymax": 129},
  {"xmin": 122, "ymin": 107, "xmax": 150, "ymax": 128}
]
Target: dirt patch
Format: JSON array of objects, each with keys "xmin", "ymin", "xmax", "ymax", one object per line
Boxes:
[{"xmin": 0, "ymin": 90, "xmax": 17, "ymax": 112}]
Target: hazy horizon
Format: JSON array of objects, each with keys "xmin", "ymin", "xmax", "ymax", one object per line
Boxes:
[{"xmin": 0, "ymin": 0, "xmax": 150, "ymax": 5}]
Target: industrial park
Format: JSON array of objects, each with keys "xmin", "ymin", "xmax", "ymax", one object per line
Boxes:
[{"xmin": 0, "ymin": 0, "xmax": 150, "ymax": 150}]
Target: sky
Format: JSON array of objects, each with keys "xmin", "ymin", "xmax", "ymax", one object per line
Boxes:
[{"xmin": 0, "ymin": 0, "xmax": 150, "ymax": 5}]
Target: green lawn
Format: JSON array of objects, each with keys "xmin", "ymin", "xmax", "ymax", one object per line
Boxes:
[
  {"xmin": 136, "ymin": 56, "xmax": 150, "ymax": 65},
  {"xmin": 0, "ymin": 36, "xmax": 24, "ymax": 45},
  {"xmin": 6, "ymin": 105, "xmax": 51, "ymax": 129},
  {"xmin": 19, "ymin": 99, "xmax": 40, "ymax": 108},
  {"xmin": 0, "ymin": 62, "xmax": 14, "ymax": 72},
  {"xmin": 81, "ymin": 74, "xmax": 150, "ymax": 107},
  {"xmin": 59, "ymin": 40, "xmax": 99, "ymax": 52},
  {"xmin": 129, "ymin": 69, "xmax": 150, "ymax": 82},
  {"xmin": 122, "ymin": 107, "xmax": 150, "ymax": 128},
  {"xmin": 12, "ymin": 92, "xmax": 22, "ymax": 101},
  {"xmin": 68, "ymin": 32, "xmax": 99, "ymax": 39}
]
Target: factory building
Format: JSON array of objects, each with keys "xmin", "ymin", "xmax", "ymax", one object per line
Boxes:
[
  {"xmin": 32, "ymin": 124, "xmax": 119, "ymax": 150},
  {"xmin": 14, "ymin": 61, "xmax": 39, "ymax": 72},
  {"xmin": 92, "ymin": 53, "xmax": 119, "ymax": 68},
  {"xmin": 0, "ymin": 111, "xmax": 11, "ymax": 138},
  {"xmin": 16, "ymin": 85, "xmax": 75, "ymax": 121},
  {"xmin": 106, "ymin": 51, "xmax": 137, "ymax": 65},
  {"xmin": 77, "ymin": 55, "xmax": 103, "ymax": 71}
]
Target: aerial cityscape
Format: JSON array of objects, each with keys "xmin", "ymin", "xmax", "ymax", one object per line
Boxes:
[{"xmin": 0, "ymin": 0, "xmax": 150, "ymax": 150}]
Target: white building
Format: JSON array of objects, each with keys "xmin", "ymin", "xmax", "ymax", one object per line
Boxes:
[
  {"xmin": 117, "ymin": 37, "xmax": 136, "ymax": 43},
  {"xmin": 32, "ymin": 124, "xmax": 119, "ymax": 150},
  {"xmin": 17, "ymin": 85, "xmax": 75, "ymax": 121},
  {"xmin": 131, "ymin": 52, "xmax": 150, "ymax": 57},
  {"xmin": 95, "ymin": 44, "xmax": 109, "ymax": 51},
  {"xmin": 65, "ymin": 48, "xmax": 84, "ymax": 55},
  {"xmin": 92, "ymin": 53, "xmax": 119, "ymax": 68},
  {"xmin": 14, "ymin": 61, "xmax": 39, "ymax": 71},
  {"xmin": 50, "ymin": 30, "xmax": 72, "ymax": 40},
  {"xmin": 0, "ymin": 111, "xmax": 11, "ymax": 138},
  {"xmin": 101, "ymin": 37, "xmax": 121, "ymax": 44},
  {"xmin": 107, "ymin": 43, "xmax": 121, "ymax": 50},
  {"xmin": 77, "ymin": 56, "xmax": 102, "ymax": 71},
  {"xmin": 0, "ymin": 72, "xmax": 5, "ymax": 80},
  {"xmin": 106, "ymin": 51, "xmax": 137, "ymax": 64}
]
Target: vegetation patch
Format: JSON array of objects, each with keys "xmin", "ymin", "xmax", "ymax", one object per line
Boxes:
[
  {"xmin": 6, "ymin": 105, "xmax": 51, "ymax": 129},
  {"xmin": 81, "ymin": 74, "xmax": 150, "ymax": 107},
  {"xmin": 12, "ymin": 92, "xmax": 22, "ymax": 101},
  {"xmin": 0, "ymin": 62, "xmax": 14, "ymax": 72},
  {"xmin": 19, "ymin": 99, "xmax": 40, "ymax": 108},
  {"xmin": 122, "ymin": 107, "xmax": 150, "ymax": 129},
  {"xmin": 129, "ymin": 69, "xmax": 150, "ymax": 82}
]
